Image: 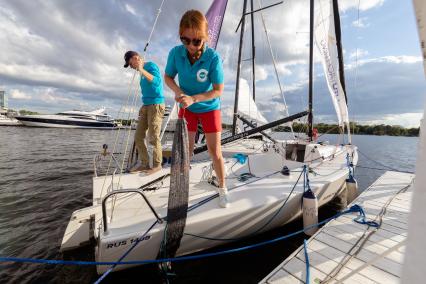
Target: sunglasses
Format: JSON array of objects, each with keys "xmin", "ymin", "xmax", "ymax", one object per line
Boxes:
[{"xmin": 180, "ymin": 36, "xmax": 203, "ymax": 47}]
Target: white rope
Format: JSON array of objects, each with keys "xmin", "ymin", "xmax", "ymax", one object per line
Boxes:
[
  {"xmin": 258, "ymin": 0, "xmax": 295, "ymax": 138},
  {"xmin": 109, "ymin": 75, "xmax": 141, "ymax": 221},
  {"xmin": 119, "ymin": 80, "xmax": 140, "ymax": 175},
  {"xmin": 351, "ymin": 0, "xmax": 361, "ymax": 138},
  {"xmin": 108, "ymin": 0, "xmax": 167, "ymax": 220},
  {"xmin": 99, "ymin": 70, "xmax": 138, "ymax": 199},
  {"xmin": 160, "ymin": 102, "xmax": 177, "ymax": 141},
  {"xmin": 99, "ymin": 0, "xmax": 167, "ymax": 201}
]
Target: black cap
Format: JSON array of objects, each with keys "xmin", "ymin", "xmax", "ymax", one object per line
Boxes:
[{"xmin": 123, "ymin": 50, "xmax": 139, "ymax": 68}]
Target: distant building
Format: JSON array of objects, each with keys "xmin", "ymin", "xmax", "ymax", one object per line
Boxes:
[{"xmin": 0, "ymin": 90, "xmax": 7, "ymax": 114}]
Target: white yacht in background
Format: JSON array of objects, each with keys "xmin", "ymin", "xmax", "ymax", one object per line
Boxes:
[
  {"xmin": 15, "ymin": 108, "xmax": 117, "ymax": 129},
  {"xmin": 0, "ymin": 113, "xmax": 21, "ymax": 126}
]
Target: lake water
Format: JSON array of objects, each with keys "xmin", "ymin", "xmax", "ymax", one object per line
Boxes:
[{"xmin": 0, "ymin": 127, "xmax": 418, "ymax": 283}]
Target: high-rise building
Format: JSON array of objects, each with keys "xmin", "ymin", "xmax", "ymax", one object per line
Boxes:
[{"xmin": 0, "ymin": 90, "xmax": 7, "ymax": 111}]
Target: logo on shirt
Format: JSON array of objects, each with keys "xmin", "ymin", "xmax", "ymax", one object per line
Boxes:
[{"xmin": 196, "ymin": 69, "xmax": 208, "ymax": 82}]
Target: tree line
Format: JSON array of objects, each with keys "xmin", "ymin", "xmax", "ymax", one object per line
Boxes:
[{"xmin": 274, "ymin": 122, "xmax": 419, "ymax": 137}]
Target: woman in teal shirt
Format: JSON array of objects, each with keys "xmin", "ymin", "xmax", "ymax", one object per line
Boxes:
[{"xmin": 164, "ymin": 10, "xmax": 229, "ymax": 208}]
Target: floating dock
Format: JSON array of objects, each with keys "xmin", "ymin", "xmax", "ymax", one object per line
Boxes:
[{"xmin": 259, "ymin": 171, "xmax": 414, "ymax": 284}]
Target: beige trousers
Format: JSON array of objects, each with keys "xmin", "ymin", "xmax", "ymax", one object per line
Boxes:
[{"xmin": 134, "ymin": 104, "xmax": 165, "ymax": 168}]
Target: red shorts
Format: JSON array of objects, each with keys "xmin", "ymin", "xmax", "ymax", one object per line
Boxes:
[{"xmin": 178, "ymin": 109, "xmax": 222, "ymax": 133}]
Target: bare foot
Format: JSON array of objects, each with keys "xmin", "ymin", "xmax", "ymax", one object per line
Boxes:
[
  {"xmin": 129, "ymin": 165, "xmax": 150, "ymax": 173},
  {"xmin": 145, "ymin": 166, "xmax": 162, "ymax": 175}
]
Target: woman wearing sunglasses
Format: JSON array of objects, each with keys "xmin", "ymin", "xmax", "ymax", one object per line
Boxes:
[{"xmin": 164, "ymin": 9, "xmax": 228, "ymax": 208}]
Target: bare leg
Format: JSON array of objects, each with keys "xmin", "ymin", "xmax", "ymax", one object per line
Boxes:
[
  {"xmin": 188, "ymin": 131, "xmax": 197, "ymax": 157},
  {"xmin": 205, "ymin": 132, "xmax": 225, "ymax": 188}
]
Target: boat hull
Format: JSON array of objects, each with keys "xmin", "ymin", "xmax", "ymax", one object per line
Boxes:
[
  {"xmin": 79, "ymin": 143, "xmax": 358, "ymax": 274},
  {"xmin": 16, "ymin": 116, "xmax": 116, "ymax": 129}
]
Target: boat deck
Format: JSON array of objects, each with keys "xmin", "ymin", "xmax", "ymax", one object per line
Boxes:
[{"xmin": 259, "ymin": 171, "xmax": 414, "ymax": 284}]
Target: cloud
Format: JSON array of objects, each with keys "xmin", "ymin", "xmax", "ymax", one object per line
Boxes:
[
  {"xmin": 346, "ymin": 55, "xmax": 423, "ymax": 68},
  {"xmin": 357, "ymin": 113, "xmax": 424, "ymax": 128},
  {"xmin": 352, "ymin": 17, "xmax": 369, "ymax": 28},
  {"xmin": 10, "ymin": 89, "xmax": 31, "ymax": 100},
  {"xmin": 125, "ymin": 4, "xmax": 137, "ymax": 16},
  {"xmin": 339, "ymin": 0, "xmax": 384, "ymax": 12},
  {"xmin": 280, "ymin": 56, "xmax": 426, "ymax": 125},
  {"xmin": 349, "ymin": 48, "xmax": 369, "ymax": 60},
  {"xmin": 0, "ymin": 0, "xmax": 423, "ymax": 130}
]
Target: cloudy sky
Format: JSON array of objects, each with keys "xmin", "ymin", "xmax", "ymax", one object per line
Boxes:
[{"xmin": 0, "ymin": 0, "xmax": 425, "ymax": 127}]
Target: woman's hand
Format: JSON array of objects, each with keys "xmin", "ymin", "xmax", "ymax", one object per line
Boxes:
[
  {"xmin": 174, "ymin": 93, "xmax": 184, "ymax": 102},
  {"xmin": 177, "ymin": 94, "xmax": 196, "ymax": 108}
]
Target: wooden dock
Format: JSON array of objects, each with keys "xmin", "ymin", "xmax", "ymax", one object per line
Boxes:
[{"xmin": 259, "ymin": 171, "xmax": 414, "ymax": 284}]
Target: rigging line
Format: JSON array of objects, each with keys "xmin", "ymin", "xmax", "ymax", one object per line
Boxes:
[
  {"xmin": 108, "ymin": 73, "xmax": 141, "ymax": 220},
  {"xmin": 111, "ymin": 76, "xmax": 141, "ymax": 219},
  {"xmin": 105, "ymin": 0, "xmax": 166, "ymax": 196},
  {"xmin": 356, "ymin": 165, "xmax": 414, "ymax": 174},
  {"xmin": 357, "ymin": 149, "xmax": 410, "ymax": 172},
  {"xmin": 351, "ymin": 0, "xmax": 361, "ymax": 136},
  {"xmin": 99, "ymin": 70, "xmax": 138, "ymax": 199},
  {"xmin": 159, "ymin": 102, "xmax": 176, "ymax": 141},
  {"xmin": 258, "ymin": 0, "xmax": 295, "ymax": 138},
  {"xmin": 142, "ymin": 0, "xmax": 166, "ymax": 55}
]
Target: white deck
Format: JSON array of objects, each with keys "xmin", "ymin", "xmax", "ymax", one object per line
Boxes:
[{"xmin": 259, "ymin": 171, "xmax": 414, "ymax": 284}]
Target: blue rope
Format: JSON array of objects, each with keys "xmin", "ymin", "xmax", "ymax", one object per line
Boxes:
[
  {"xmin": 303, "ymin": 239, "xmax": 310, "ymax": 284},
  {"xmin": 184, "ymin": 170, "xmax": 305, "ymax": 241},
  {"xmin": 303, "ymin": 165, "xmax": 311, "ymax": 192},
  {"xmin": 346, "ymin": 153, "xmax": 355, "ymax": 180},
  {"xmin": 232, "ymin": 153, "xmax": 248, "ymax": 164},
  {"xmin": 0, "ymin": 205, "xmax": 372, "ymax": 267},
  {"xmin": 351, "ymin": 204, "xmax": 380, "ymax": 228},
  {"xmin": 187, "ymin": 170, "xmax": 280, "ymax": 213}
]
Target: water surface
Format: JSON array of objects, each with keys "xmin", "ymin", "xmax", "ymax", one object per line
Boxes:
[{"xmin": 0, "ymin": 127, "xmax": 418, "ymax": 283}]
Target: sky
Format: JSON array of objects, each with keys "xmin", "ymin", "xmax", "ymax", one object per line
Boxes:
[{"xmin": 0, "ymin": 0, "xmax": 425, "ymax": 127}]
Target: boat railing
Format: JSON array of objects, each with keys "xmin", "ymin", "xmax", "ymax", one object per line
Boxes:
[
  {"xmin": 93, "ymin": 151, "xmax": 123, "ymax": 177},
  {"xmin": 101, "ymin": 189, "xmax": 163, "ymax": 234}
]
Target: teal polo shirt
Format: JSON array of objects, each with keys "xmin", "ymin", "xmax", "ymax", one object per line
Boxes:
[
  {"xmin": 140, "ymin": 61, "xmax": 164, "ymax": 105},
  {"xmin": 165, "ymin": 45, "xmax": 224, "ymax": 113}
]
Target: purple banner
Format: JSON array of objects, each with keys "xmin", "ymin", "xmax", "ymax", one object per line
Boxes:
[{"xmin": 205, "ymin": 0, "xmax": 228, "ymax": 50}]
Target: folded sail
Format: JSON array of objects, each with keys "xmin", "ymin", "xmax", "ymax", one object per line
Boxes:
[
  {"xmin": 206, "ymin": 0, "xmax": 228, "ymax": 49},
  {"xmin": 314, "ymin": 0, "xmax": 349, "ymax": 127},
  {"xmin": 237, "ymin": 78, "xmax": 268, "ymax": 132}
]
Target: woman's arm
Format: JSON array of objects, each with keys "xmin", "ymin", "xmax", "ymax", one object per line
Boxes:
[
  {"xmin": 179, "ymin": 83, "xmax": 224, "ymax": 108},
  {"xmin": 164, "ymin": 74, "xmax": 185, "ymax": 102}
]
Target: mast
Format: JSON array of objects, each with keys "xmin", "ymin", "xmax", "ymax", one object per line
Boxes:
[
  {"xmin": 308, "ymin": 0, "xmax": 314, "ymax": 141},
  {"xmin": 232, "ymin": 0, "xmax": 248, "ymax": 135},
  {"xmin": 250, "ymin": 0, "xmax": 256, "ymax": 101},
  {"xmin": 332, "ymin": 0, "xmax": 347, "ymax": 102}
]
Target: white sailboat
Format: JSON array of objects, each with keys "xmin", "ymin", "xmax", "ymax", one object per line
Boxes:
[{"xmin": 60, "ymin": 0, "xmax": 358, "ymax": 275}]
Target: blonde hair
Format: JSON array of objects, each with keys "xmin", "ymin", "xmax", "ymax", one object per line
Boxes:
[{"xmin": 179, "ymin": 10, "xmax": 209, "ymax": 41}]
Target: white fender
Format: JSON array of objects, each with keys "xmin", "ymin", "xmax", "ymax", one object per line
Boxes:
[{"xmin": 303, "ymin": 189, "xmax": 318, "ymax": 236}]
